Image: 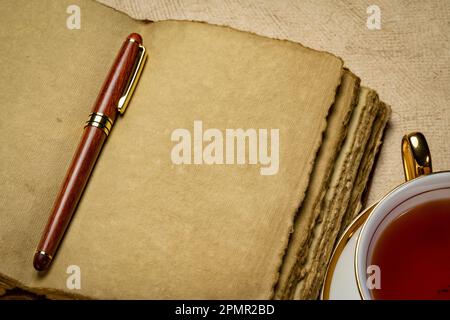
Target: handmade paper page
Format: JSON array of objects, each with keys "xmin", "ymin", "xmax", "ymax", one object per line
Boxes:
[{"xmin": 0, "ymin": 0, "xmax": 344, "ymax": 299}]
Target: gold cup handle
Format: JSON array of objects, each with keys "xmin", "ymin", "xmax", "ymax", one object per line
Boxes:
[{"xmin": 401, "ymin": 132, "xmax": 433, "ymax": 181}]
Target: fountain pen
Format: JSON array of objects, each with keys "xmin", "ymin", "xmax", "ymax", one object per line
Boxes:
[{"xmin": 33, "ymin": 33, "xmax": 147, "ymax": 271}]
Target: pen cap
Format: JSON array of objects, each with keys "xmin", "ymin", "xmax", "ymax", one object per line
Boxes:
[
  {"xmin": 117, "ymin": 36, "xmax": 147, "ymax": 115},
  {"xmin": 91, "ymin": 33, "xmax": 146, "ymax": 122},
  {"xmin": 127, "ymin": 33, "xmax": 143, "ymax": 44}
]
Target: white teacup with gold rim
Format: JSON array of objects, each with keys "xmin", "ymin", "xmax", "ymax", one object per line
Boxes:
[
  {"xmin": 356, "ymin": 132, "xmax": 450, "ymax": 299},
  {"xmin": 322, "ymin": 132, "xmax": 450, "ymax": 300}
]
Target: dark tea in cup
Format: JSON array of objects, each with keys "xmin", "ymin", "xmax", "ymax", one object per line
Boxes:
[
  {"xmin": 350, "ymin": 133, "xmax": 450, "ymax": 300},
  {"xmin": 369, "ymin": 197, "xmax": 450, "ymax": 300}
]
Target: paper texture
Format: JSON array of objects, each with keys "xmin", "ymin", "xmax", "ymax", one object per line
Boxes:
[
  {"xmin": 97, "ymin": 0, "xmax": 450, "ymax": 216},
  {"xmin": 293, "ymin": 89, "xmax": 390, "ymax": 299},
  {"xmin": 275, "ymin": 70, "xmax": 360, "ymax": 298},
  {"xmin": 0, "ymin": 0, "xmax": 348, "ymax": 299},
  {"xmin": 0, "ymin": 0, "xmax": 144, "ymax": 298}
]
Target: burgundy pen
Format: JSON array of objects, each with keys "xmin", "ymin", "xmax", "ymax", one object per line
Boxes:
[{"xmin": 33, "ymin": 33, "xmax": 147, "ymax": 271}]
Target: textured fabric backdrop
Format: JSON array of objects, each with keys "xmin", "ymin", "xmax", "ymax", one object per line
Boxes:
[{"xmin": 97, "ymin": 0, "xmax": 450, "ymax": 205}]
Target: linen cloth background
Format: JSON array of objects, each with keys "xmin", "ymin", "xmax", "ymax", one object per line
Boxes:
[{"xmin": 97, "ymin": 0, "xmax": 450, "ymax": 205}]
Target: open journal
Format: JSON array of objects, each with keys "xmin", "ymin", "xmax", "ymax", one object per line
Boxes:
[{"xmin": 0, "ymin": 0, "xmax": 390, "ymax": 299}]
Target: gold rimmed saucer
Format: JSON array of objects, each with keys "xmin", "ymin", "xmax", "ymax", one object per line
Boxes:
[
  {"xmin": 321, "ymin": 132, "xmax": 442, "ymax": 300},
  {"xmin": 320, "ymin": 203, "xmax": 376, "ymax": 300}
]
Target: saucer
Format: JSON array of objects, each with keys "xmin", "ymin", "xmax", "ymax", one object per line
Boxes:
[{"xmin": 320, "ymin": 203, "xmax": 376, "ymax": 300}]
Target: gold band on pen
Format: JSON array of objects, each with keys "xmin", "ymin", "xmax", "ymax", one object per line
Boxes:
[
  {"xmin": 35, "ymin": 250, "xmax": 53, "ymax": 261},
  {"xmin": 85, "ymin": 112, "xmax": 113, "ymax": 136}
]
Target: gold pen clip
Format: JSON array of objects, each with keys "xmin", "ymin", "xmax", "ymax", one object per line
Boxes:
[{"xmin": 117, "ymin": 44, "xmax": 147, "ymax": 115}]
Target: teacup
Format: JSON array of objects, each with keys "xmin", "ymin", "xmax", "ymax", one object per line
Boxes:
[{"xmin": 355, "ymin": 132, "xmax": 450, "ymax": 300}]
